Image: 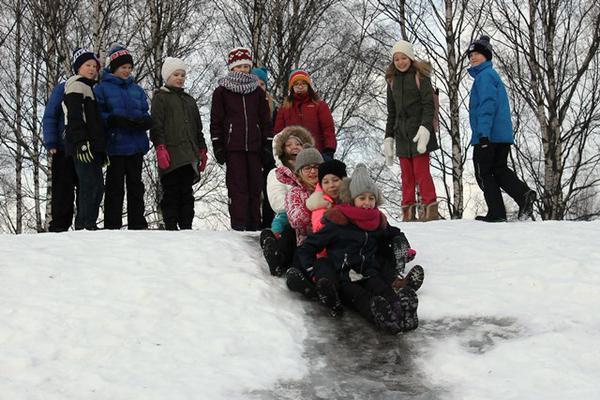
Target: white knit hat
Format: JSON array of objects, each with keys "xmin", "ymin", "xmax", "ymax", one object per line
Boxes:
[
  {"xmin": 390, "ymin": 40, "xmax": 415, "ymax": 61},
  {"xmin": 161, "ymin": 57, "xmax": 187, "ymax": 82}
]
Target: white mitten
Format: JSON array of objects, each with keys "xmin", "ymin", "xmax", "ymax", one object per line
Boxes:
[
  {"xmin": 383, "ymin": 137, "xmax": 395, "ymax": 166},
  {"xmin": 413, "ymin": 126, "xmax": 430, "ymax": 154}
]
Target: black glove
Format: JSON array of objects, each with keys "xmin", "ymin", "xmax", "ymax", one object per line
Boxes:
[
  {"xmin": 479, "ymin": 137, "xmax": 490, "ymax": 148},
  {"xmin": 213, "ymin": 145, "xmax": 226, "ymax": 165},
  {"xmin": 75, "ymin": 141, "xmax": 94, "ymax": 163},
  {"xmin": 107, "ymin": 115, "xmax": 136, "ymax": 129},
  {"xmin": 133, "ymin": 116, "xmax": 153, "ymax": 131},
  {"xmin": 321, "ymin": 147, "xmax": 335, "ymax": 162},
  {"xmin": 262, "ymin": 142, "xmax": 275, "ymax": 169}
]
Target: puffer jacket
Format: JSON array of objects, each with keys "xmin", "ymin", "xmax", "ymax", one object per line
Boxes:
[
  {"xmin": 467, "ymin": 60, "xmax": 514, "ymax": 145},
  {"xmin": 94, "ymin": 71, "xmax": 150, "ymax": 156},
  {"xmin": 42, "ymin": 82, "xmax": 66, "ymax": 151},
  {"xmin": 279, "ymin": 166, "xmax": 313, "ymax": 245},
  {"xmin": 297, "ymin": 205, "xmax": 400, "ymax": 282},
  {"xmin": 150, "ymin": 86, "xmax": 206, "ymax": 176},
  {"xmin": 386, "ymin": 66, "xmax": 439, "ymax": 157}
]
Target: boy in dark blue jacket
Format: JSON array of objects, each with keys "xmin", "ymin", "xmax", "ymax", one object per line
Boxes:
[
  {"xmin": 468, "ymin": 35, "xmax": 537, "ymax": 222},
  {"xmin": 297, "ymin": 164, "xmax": 419, "ymax": 334},
  {"xmin": 95, "ymin": 44, "xmax": 152, "ymax": 229},
  {"xmin": 43, "ymin": 82, "xmax": 78, "ymax": 232}
]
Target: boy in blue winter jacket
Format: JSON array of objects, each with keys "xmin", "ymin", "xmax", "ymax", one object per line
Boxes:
[
  {"xmin": 43, "ymin": 82, "xmax": 79, "ymax": 232},
  {"xmin": 468, "ymin": 35, "xmax": 537, "ymax": 222},
  {"xmin": 95, "ymin": 44, "xmax": 152, "ymax": 229}
]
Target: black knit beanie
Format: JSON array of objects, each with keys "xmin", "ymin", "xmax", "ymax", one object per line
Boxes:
[
  {"xmin": 468, "ymin": 35, "xmax": 493, "ymax": 61},
  {"xmin": 318, "ymin": 159, "xmax": 347, "ymax": 184}
]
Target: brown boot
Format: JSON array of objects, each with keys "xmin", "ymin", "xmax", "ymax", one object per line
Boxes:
[
  {"xmin": 418, "ymin": 201, "xmax": 439, "ymax": 222},
  {"xmin": 401, "ymin": 204, "xmax": 417, "ymax": 222}
]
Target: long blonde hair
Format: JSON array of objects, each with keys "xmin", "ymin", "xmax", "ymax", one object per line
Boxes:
[{"xmin": 385, "ymin": 59, "xmax": 433, "ymax": 86}]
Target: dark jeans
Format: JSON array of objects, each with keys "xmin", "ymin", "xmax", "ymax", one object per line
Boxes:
[
  {"xmin": 73, "ymin": 155, "xmax": 104, "ymax": 230},
  {"xmin": 104, "ymin": 153, "xmax": 147, "ymax": 230},
  {"xmin": 160, "ymin": 165, "xmax": 195, "ymax": 230},
  {"xmin": 48, "ymin": 150, "xmax": 78, "ymax": 232},
  {"xmin": 225, "ymin": 151, "xmax": 262, "ymax": 231},
  {"xmin": 473, "ymin": 143, "xmax": 531, "ymax": 218}
]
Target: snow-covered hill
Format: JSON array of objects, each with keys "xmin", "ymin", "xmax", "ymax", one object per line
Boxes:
[{"xmin": 1, "ymin": 220, "xmax": 599, "ymax": 399}]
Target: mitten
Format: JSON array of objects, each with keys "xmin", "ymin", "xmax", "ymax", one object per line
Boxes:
[
  {"xmin": 75, "ymin": 141, "xmax": 94, "ymax": 163},
  {"xmin": 108, "ymin": 115, "xmax": 135, "ymax": 129},
  {"xmin": 198, "ymin": 148, "xmax": 208, "ymax": 172},
  {"xmin": 413, "ymin": 125, "xmax": 430, "ymax": 154},
  {"xmin": 155, "ymin": 144, "xmax": 170, "ymax": 170},
  {"xmin": 321, "ymin": 148, "xmax": 335, "ymax": 162},
  {"xmin": 479, "ymin": 136, "xmax": 490, "ymax": 148},
  {"xmin": 383, "ymin": 137, "xmax": 395, "ymax": 166},
  {"xmin": 213, "ymin": 145, "xmax": 226, "ymax": 165}
]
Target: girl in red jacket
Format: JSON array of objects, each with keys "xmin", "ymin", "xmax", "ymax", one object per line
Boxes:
[{"xmin": 274, "ymin": 70, "xmax": 336, "ymax": 160}]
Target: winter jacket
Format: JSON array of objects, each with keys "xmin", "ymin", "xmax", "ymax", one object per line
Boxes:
[
  {"xmin": 297, "ymin": 205, "xmax": 400, "ymax": 282},
  {"xmin": 210, "ymin": 85, "xmax": 273, "ymax": 154},
  {"xmin": 306, "ymin": 183, "xmax": 335, "ymax": 233},
  {"xmin": 94, "ymin": 71, "xmax": 150, "ymax": 156},
  {"xmin": 42, "ymin": 82, "xmax": 66, "ymax": 151},
  {"xmin": 267, "ymin": 165, "xmax": 294, "ymax": 213},
  {"xmin": 63, "ymin": 75, "xmax": 106, "ymax": 156},
  {"xmin": 274, "ymin": 95, "xmax": 336, "ymax": 152},
  {"xmin": 467, "ymin": 60, "xmax": 514, "ymax": 145},
  {"xmin": 279, "ymin": 166, "xmax": 313, "ymax": 245},
  {"xmin": 150, "ymin": 86, "xmax": 206, "ymax": 176},
  {"xmin": 386, "ymin": 66, "xmax": 439, "ymax": 157}
]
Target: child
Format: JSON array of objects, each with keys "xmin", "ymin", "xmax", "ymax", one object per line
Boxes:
[
  {"xmin": 210, "ymin": 48, "xmax": 273, "ymax": 231},
  {"xmin": 306, "ymin": 159, "xmax": 347, "ymax": 234},
  {"xmin": 385, "ymin": 40, "xmax": 439, "ymax": 222},
  {"xmin": 297, "ymin": 164, "xmax": 419, "ymax": 334},
  {"xmin": 95, "ymin": 44, "xmax": 151, "ymax": 230},
  {"xmin": 63, "ymin": 48, "xmax": 105, "ymax": 230},
  {"xmin": 274, "ymin": 69, "xmax": 336, "ymax": 160},
  {"xmin": 150, "ymin": 57, "xmax": 208, "ymax": 230},
  {"xmin": 467, "ymin": 36, "xmax": 537, "ymax": 222}
]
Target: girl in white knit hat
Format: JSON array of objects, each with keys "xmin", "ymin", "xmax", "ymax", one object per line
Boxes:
[{"xmin": 384, "ymin": 40, "xmax": 440, "ymax": 222}]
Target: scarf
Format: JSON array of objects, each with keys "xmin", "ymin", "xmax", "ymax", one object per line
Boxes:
[
  {"xmin": 335, "ymin": 204, "xmax": 382, "ymax": 231},
  {"xmin": 218, "ymin": 71, "xmax": 259, "ymax": 94}
]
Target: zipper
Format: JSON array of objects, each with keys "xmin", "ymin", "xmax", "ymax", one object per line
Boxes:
[
  {"xmin": 358, "ymin": 232, "xmax": 368, "ymax": 274},
  {"xmin": 227, "ymin": 124, "xmax": 232, "ymax": 145},
  {"xmin": 242, "ymin": 96, "xmax": 248, "ymax": 151}
]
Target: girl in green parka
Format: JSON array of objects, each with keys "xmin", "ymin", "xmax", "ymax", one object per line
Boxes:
[
  {"xmin": 384, "ymin": 40, "xmax": 439, "ymax": 222},
  {"xmin": 150, "ymin": 57, "xmax": 208, "ymax": 230}
]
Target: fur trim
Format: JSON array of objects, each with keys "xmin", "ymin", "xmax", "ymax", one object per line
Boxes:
[
  {"xmin": 273, "ymin": 126, "xmax": 314, "ymax": 163},
  {"xmin": 337, "ymin": 177, "xmax": 353, "ymax": 205},
  {"xmin": 306, "ymin": 190, "xmax": 330, "ymax": 211},
  {"xmin": 324, "ymin": 207, "xmax": 349, "ymax": 226}
]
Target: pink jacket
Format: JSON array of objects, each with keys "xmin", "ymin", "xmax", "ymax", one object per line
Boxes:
[
  {"xmin": 278, "ymin": 167, "xmax": 313, "ymax": 246},
  {"xmin": 306, "ymin": 183, "xmax": 336, "ymax": 258}
]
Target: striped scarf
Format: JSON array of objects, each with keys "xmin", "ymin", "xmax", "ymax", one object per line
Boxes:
[{"xmin": 218, "ymin": 71, "xmax": 259, "ymax": 94}]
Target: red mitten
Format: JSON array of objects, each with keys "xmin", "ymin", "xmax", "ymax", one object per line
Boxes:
[
  {"xmin": 156, "ymin": 144, "xmax": 170, "ymax": 170},
  {"xmin": 198, "ymin": 148, "xmax": 208, "ymax": 172}
]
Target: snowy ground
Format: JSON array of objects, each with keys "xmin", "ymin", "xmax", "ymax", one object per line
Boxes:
[{"xmin": 1, "ymin": 220, "xmax": 599, "ymax": 399}]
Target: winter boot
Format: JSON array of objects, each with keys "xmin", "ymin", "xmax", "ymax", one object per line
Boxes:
[
  {"xmin": 518, "ymin": 190, "xmax": 537, "ymax": 221},
  {"xmin": 262, "ymin": 236, "xmax": 284, "ymax": 276},
  {"xmin": 392, "ymin": 265, "xmax": 425, "ymax": 292},
  {"xmin": 370, "ymin": 296, "xmax": 402, "ymax": 335},
  {"xmin": 401, "ymin": 204, "xmax": 417, "ymax": 222},
  {"xmin": 392, "ymin": 287, "xmax": 419, "ymax": 332},
  {"xmin": 475, "ymin": 215, "xmax": 507, "ymax": 223},
  {"xmin": 285, "ymin": 267, "xmax": 317, "ymax": 299},
  {"xmin": 316, "ymin": 278, "xmax": 344, "ymax": 317},
  {"xmin": 259, "ymin": 228, "xmax": 276, "ymax": 249},
  {"xmin": 392, "ymin": 233, "xmax": 412, "ymax": 275},
  {"xmin": 418, "ymin": 201, "xmax": 439, "ymax": 222}
]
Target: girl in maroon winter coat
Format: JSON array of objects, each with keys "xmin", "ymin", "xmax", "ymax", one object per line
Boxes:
[
  {"xmin": 274, "ymin": 70, "xmax": 336, "ymax": 161},
  {"xmin": 210, "ymin": 48, "xmax": 274, "ymax": 231}
]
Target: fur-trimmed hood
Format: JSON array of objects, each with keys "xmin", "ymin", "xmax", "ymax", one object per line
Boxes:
[{"xmin": 272, "ymin": 125, "xmax": 314, "ymax": 166}]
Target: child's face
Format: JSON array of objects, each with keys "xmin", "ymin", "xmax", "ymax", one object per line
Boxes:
[
  {"xmin": 231, "ymin": 64, "xmax": 251, "ymax": 73},
  {"xmin": 354, "ymin": 192, "xmax": 376, "ymax": 209},
  {"xmin": 321, "ymin": 174, "xmax": 342, "ymax": 199},
  {"xmin": 292, "ymin": 80, "xmax": 308, "ymax": 94},
  {"xmin": 393, "ymin": 52, "xmax": 411, "ymax": 72},
  {"xmin": 299, "ymin": 164, "xmax": 319, "ymax": 186},
  {"xmin": 114, "ymin": 64, "xmax": 133, "ymax": 79},
  {"xmin": 284, "ymin": 138, "xmax": 303, "ymax": 158},
  {"xmin": 78, "ymin": 59, "xmax": 98, "ymax": 80},
  {"xmin": 469, "ymin": 51, "xmax": 486, "ymax": 67},
  {"xmin": 167, "ymin": 70, "xmax": 186, "ymax": 87}
]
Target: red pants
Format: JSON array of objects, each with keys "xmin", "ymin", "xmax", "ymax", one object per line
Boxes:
[{"xmin": 399, "ymin": 153, "xmax": 437, "ymax": 205}]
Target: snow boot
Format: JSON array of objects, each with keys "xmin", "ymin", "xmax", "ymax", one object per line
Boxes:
[
  {"xmin": 401, "ymin": 204, "xmax": 417, "ymax": 222},
  {"xmin": 316, "ymin": 278, "xmax": 344, "ymax": 317},
  {"xmin": 393, "ymin": 265, "xmax": 425, "ymax": 292},
  {"xmin": 418, "ymin": 201, "xmax": 439, "ymax": 222},
  {"xmin": 285, "ymin": 267, "xmax": 317, "ymax": 300},
  {"xmin": 262, "ymin": 236, "xmax": 284, "ymax": 276},
  {"xmin": 259, "ymin": 228, "xmax": 275, "ymax": 249},
  {"xmin": 392, "ymin": 233, "xmax": 412, "ymax": 275},
  {"xmin": 518, "ymin": 190, "xmax": 537, "ymax": 221},
  {"xmin": 370, "ymin": 296, "xmax": 402, "ymax": 335},
  {"xmin": 475, "ymin": 215, "xmax": 507, "ymax": 223},
  {"xmin": 392, "ymin": 287, "xmax": 419, "ymax": 332}
]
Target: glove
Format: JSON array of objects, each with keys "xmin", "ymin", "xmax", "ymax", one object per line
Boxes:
[
  {"xmin": 75, "ymin": 141, "xmax": 94, "ymax": 163},
  {"xmin": 479, "ymin": 136, "xmax": 490, "ymax": 148},
  {"xmin": 213, "ymin": 145, "xmax": 226, "ymax": 165},
  {"xmin": 133, "ymin": 116, "xmax": 153, "ymax": 131},
  {"xmin": 107, "ymin": 115, "xmax": 136, "ymax": 129},
  {"xmin": 198, "ymin": 148, "xmax": 208, "ymax": 172},
  {"xmin": 262, "ymin": 142, "xmax": 275, "ymax": 168},
  {"xmin": 321, "ymin": 148, "xmax": 335, "ymax": 162},
  {"xmin": 155, "ymin": 144, "xmax": 170, "ymax": 170},
  {"xmin": 383, "ymin": 137, "xmax": 395, "ymax": 166},
  {"xmin": 413, "ymin": 125, "xmax": 430, "ymax": 154}
]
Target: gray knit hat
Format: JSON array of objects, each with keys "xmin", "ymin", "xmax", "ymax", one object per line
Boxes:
[
  {"xmin": 349, "ymin": 163, "xmax": 383, "ymax": 205},
  {"xmin": 294, "ymin": 145, "xmax": 324, "ymax": 173}
]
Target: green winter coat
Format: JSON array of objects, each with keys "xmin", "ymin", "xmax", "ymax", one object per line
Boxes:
[
  {"xmin": 385, "ymin": 66, "xmax": 439, "ymax": 158},
  {"xmin": 150, "ymin": 86, "xmax": 207, "ymax": 176}
]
